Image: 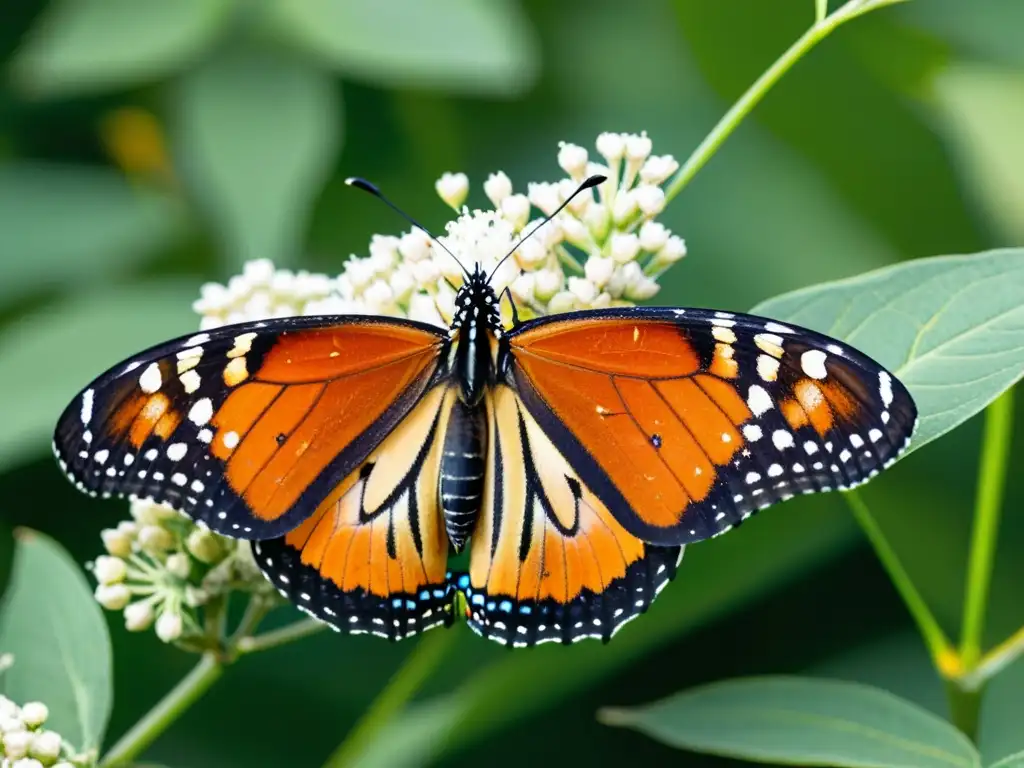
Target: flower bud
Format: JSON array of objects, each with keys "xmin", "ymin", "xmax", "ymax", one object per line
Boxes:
[
  {"xmin": 156, "ymin": 611, "xmax": 184, "ymax": 643},
  {"xmin": 533, "ymin": 268, "xmax": 563, "ymax": 301},
  {"xmin": 398, "ymin": 231, "xmax": 431, "ymax": 262},
  {"xmin": 3, "ymin": 729, "xmax": 32, "ymax": 759},
  {"xmin": 29, "ymin": 730, "xmax": 62, "ymax": 762},
  {"xmin": 500, "ymin": 194, "xmax": 531, "ymax": 230},
  {"xmin": 368, "ymin": 234, "xmax": 399, "ymax": 274},
  {"xmin": 435, "ymin": 172, "xmax": 468, "ymax": 210},
  {"xmin": 638, "ymin": 221, "xmax": 670, "ymax": 252},
  {"xmin": 527, "ymin": 183, "xmax": 561, "ymax": 216},
  {"xmin": 408, "ymin": 293, "xmax": 445, "ymax": 328},
  {"xmin": 138, "ymin": 525, "xmax": 174, "ymax": 554},
  {"xmin": 640, "ymin": 154, "xmax": 679, "ymax": 185},
  {"xmin": 124, "ymin": 601, "xmax": 155, "ymax": 632},
  {"xmin": 12, "ymin": 758, "xmax": 45, "ymax": 768},
  {"xmin": 95, "ymin": 584, "xmax": 131, "ymax": 611},
  {"xmin": 634, "ymin": 184, "xmax": 666, "ymax": 216},
  {"xmin": 584, "ymin": 256, "xmax": 615, "ymax": 288},
  {"xmin": 483, "ymin": 171, "xmax": 513, "ymax": 207},
  {"xmin": 184, "ymin": 586, "xmax": 209, "ymax": 608},
  {"xmin": 242, "ymin": 258, "xmax": 275, "ymax": 286},
  {"xmin": 186, "ymin": 528, "xmax": 226, "ymax": 565},
  {"xmin": 116, "ymin": 520, "xmax": 139, "ymax": 538},
  {"xmin": 93, "ymin": 555, "xmax": 127, "ymax": 585},
  {"xmin": 363, "ymin": 279, "xmax": 393, "ymax": 311},
  {"xmin": 625, "ymin": 273, "xmax": 660, "ymax": 301},
  {"xmin": 625, "ymin": 132, "xmax": 653, "ymax": 162},
  {"xmin": 661, "ymin": 234, "xmax": 687, "ymax": 261},
  {"xmin": 559, "ymin": 216, "xmax": 591, "ymax": 249},
  {"xmin": 131, "ymin": 500, "xmax": 176, "ymax": 525},
  {"xmin": 100, "ymin": 528, "xmax": 132, "ymax": 558},
  {"xmin": 0, "ymin": 695, "xmax": 17, "ymax": 719},
  {"xmin": 515, "ymin": 238, "xmax": 547, "ymax": 268},
  {"xmin": 568, "ymin": 276, "xmax": 597, "ymax": 304},
  {"xmin": 165, "ymin": 553, "xmax": 191, "ymax": 580},
  {"xmin": 583, "ymin": 203, "xmax": 610, "ymax": 240},
  {"xmin": 596, "ymin": 132, "xmax": 625, "ymax": 163},
  {"xmin": 19, "ymin": 703, "xmax": 47, "ymax": 730},
  {"xmin": 411, "ymin": 259, "xmax": 441, "ymax": 287},
  {"xmin": 611, "ymin": 190, "xmax": 638, "ymax": 225},
  {"xmin": 610, "ymin": 233, "xmax": 641, "ymax": 264},
  {"xmin": 511, "ymin": 273, "xmax": 535, "ymax": 301},
  {"xmin": 557, "ymin": 142, "xmax": 589, "ymax": 178},
  {"xmin": 547, "ymin": 291, "xmax": 576, "ymax": 314}
]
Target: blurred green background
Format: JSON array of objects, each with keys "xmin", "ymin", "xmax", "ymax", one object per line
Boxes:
[{"xmin": 1, "ymin": 0, "xmax": 1022, "ymax": 765}]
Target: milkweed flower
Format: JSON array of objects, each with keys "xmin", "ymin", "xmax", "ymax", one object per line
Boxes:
[{"xmin": 0, "ymin": 681, "xmax": 81, "ymax": 767}]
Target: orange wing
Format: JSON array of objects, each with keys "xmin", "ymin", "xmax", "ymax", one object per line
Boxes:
[
  {"xmin": 53, "ymin": 316, "xmax": 445, "ymax": 539},
  {"xmin": 457, "ymin": 384, "xmax": 683, "ymax": 646},
  {"xmin": 253, "ymin": 386, "xmax": 458, "ymax": 640},
  {"xmin": 505, "ymin": 309, "xmax": 917, "ymax": 545}
]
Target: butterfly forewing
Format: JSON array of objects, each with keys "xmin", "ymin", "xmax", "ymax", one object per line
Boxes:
[
  {"xmin": 53, "ymin": 316, "xmax": 445, "ymax": 539},
  {"xmin": 506, "ymin": 308, "xmax": 916, "ymax": 545}
]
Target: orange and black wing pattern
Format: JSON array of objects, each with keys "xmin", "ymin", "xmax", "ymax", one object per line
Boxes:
[
  {"xmin": 253, "ymin": 385, "xmax": 458, "ymax": 640},
  {"xmin": 454, "ymin": 384, "xmax": 683, "ymax": 646},
  {"xmin": 53, "ymin": 316, "xmax": 445, "ymax": 540},
  {"xmin": 505, "ymin": 308, "xmax": 916, "ymax": 546}
]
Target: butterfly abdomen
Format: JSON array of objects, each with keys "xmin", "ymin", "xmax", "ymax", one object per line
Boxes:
[{"xmin": 440, "ymin": 398, "xmax": 487, "ymax": 551}]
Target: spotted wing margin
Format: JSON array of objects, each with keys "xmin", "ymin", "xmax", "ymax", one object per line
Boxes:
[
  {"xmin": 53, "ymin": 315, "xmax": 446, "ymax": 539},
  {"xmin": 458, "ymin": 384, "xmax": 683, "ymax": 647},
  {"xmin": 505, "ymin": 307, "xmax": 917, "ymax": 546},
  {"xmin": 254, "ymin": 385, "xmax": 457, "ymax": 641}
]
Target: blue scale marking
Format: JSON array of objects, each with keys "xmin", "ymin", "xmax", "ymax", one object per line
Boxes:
[
  {"xmin": 472, "ymin": 594, "xmax": 484, "ymax": 606},
  {"xmin": 498, "ymin": 600, "xmax": 512, "ymax": 613}
]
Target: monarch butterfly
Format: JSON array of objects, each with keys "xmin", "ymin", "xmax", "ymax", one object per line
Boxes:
[{"xmin": 53, "ymin": 175, "xmax": 916, "ymax": 648}]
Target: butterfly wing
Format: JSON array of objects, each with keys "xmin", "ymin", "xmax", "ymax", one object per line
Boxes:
[
  {"xmin": 53, "ymin": 315, "xmax": 446, "ymax": 539},
  {"xmin": 253, "ymin": 384, "xmax": 459, "ymax": 640},
  {"xmin": 453, "ymin": 384, "xmax": 683, "ymax": 647},
  {"xmin": 503, "ymin": 308, "xmax": 916, "ymax": 545}
]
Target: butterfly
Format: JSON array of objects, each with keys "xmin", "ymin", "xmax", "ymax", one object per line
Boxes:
[{"xmin": 53, "ymin": 175, "xmax": 916, "ymax": 648}]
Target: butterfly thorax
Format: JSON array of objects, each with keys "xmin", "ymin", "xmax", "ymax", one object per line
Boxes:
[{"xmin": 448, "ymin": 267, "xmax": 502, "ymax": 407}]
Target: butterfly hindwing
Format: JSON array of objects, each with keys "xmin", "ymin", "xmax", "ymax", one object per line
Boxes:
[
  {"xmin": 254, "ymin": 385, "xmax": 458, "ymax": 640},
  {"xmin": 506, "ymin": 308, "xmax": 916, "ymax": 545},
  {"xmin": 53, "ymin": 315, "xmax": 445, "ymax": 539},
  {"xmin": 455, "ymin": 384, "xmax": 683, "ymax": 647}
]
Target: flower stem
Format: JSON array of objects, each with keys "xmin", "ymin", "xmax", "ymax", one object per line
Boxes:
[
  {"xmin": 842, "ymin": 490, "xmax": 957, "ymax": 670},
  {"xmin": 960, "ymin": 389, "xmax": 1015, "ymax": 669},
  {"xmin": 321, "ymin": 628, "xmax": 457, "ymax": 768},
  {"xmin": 962, "ymin": 623, "xmax": 1024, "ymax": 691},
  {"xmin": 237, "ymin": 618, "xmax": 326, "ymax": 655},
  {"xmin": 664, "ymin": 0, "xmax": 909, "ymax": 204},
  {"xmin": 99, "ymin": 653, "xmax": 223, "ymax": 767}
]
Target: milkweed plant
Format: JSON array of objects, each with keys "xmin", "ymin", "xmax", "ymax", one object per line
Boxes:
[{"xmin": 2, "ymin": 1, "xmax": 1023, "ymax": 767}]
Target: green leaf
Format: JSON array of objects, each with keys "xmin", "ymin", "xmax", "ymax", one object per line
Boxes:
[
  {"xmin": 171, "ymin": 45, "xmax": 340, "ymax": 268},
  {"xmin": 751, "ymin": 248, "xmax": 1024, "ymax": 454},
  {"xmin": 991, "ymin": 752, "xmax": 1024, "ymax": 768},
  {"xmin": 0, "ymin": 163, "xmax": 186, "ymax": 306},
  {"xmin": 11, "ymin": 0, "xmax": 235, "ymax": 96},
  {"xmin": 0, "ymin": 280, "xmax": 198, "ymax": 470},
  {"xmin": 268, "ymin": 0, "xmax": 539, "ymax": 96},
  {"xmin": 598, "ymin": 676, "xmax": 981, "ymax": 768},
  {"xmin": 896, "ymin": 0, "xmax": 1024, "ymax": 68},
  {"xmin": 931, "ymin": 64, "xmax": 1024, "ymax": 242},
  {"xmin": 0, "ymin": 528, "xmax": 113, "ymax": 753}
]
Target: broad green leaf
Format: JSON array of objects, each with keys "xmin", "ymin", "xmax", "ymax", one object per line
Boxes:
[
  {"xmin": 598, "ymin": 676, "xmax": 981, "ymax": 768},
  {"xmin": 11, "ymin": 0, "xmax": 235, "ymax": 96},
  {"xmin": 267, "ymin": 0, "xmax": 539, "ymax": 96},
  {"xmin": 0, "ymin": 163, "xmax": 186, "ymax": 306},
  {"xmin": 751, "ymin": 248, "xmax": 1024, "ymax": 454},
  {"xmin": 991, "ymin": 752, "xmax": 1024, "ymax": 768},
  {"xmin": 171, "ymin": 45, "xmax": 340, "ymax": 269},
  {"xmin": 0, "ymin": 280, "xmax": 198, "ymax": 470},
  {"xmin": 896, "ymin": 0, "xmax": 1024, "ymax": 68},
  {"xmin": 931, "ymin": 64, "xmax": 1024, "ymax": 242},
  {"xmin": 0, "ymin": 528, "xmax": 113, "ymax": 753}
]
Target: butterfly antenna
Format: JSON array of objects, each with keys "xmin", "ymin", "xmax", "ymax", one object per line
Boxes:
[
  {"xmin": 487, "ymin": 174, "xmax": 606, "ymax": 284},
  {"xmin": 345, "ymin": 177, "xmax": 471, "ymax": 280}
]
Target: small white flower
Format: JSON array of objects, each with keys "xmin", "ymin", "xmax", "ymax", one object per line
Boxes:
[
  {"xmin": 368, "ymin": 235, "xmax": 400, "ymax": 273},
  {"xmin": 640, "ymin": 154, "xmax": 679, "ymax": 185},
  {"xmin": 93, "ymin": 555, "xmax": 127, "ymax": 585},
  {"xmin": 186, "ymin": 528, "xmax": 225, "ymax": 565},
  {"xmin": 548, "ymin": 291, "xmax": 576, "ymax": 313},
  {"xmin": 100, "ymin": 528, "xmax": 132, "ymax": 558},
  {"xmin": 557, "ymin": 142, "xmax": 589, "ymax": 178},
  {"xmin": 638, "ymin": 221, "xmax": 670, "ymax": 252},
  {"xmin": 661, "ymin": 234, "xmax": 687, "ymax": 261},
  {"xmin": 156, "ymin": 611, "xmax": 184, "ymax": 643},
  {"xmin": 435, "ymin": 172, "xmax": 469, "ymax": 210},
  {"xmin": 165, "ymin": 553, "xmax": 191, "ymax": 580},
  {"xmin": 527, "ymin": 182, "xmax": 562, "ymax": 216},
  {"xmin": 500, "ymin": 194, "xmax": 531, "ymax": 229},
  {"xmin": 583, "ymin": 203, "xmax": 610, "ymax": 240},
  {"xmin": 584, "ymin": 256, "xmax": 615, "ymax": 288},
  {"xmin": 534, "ymin": 268, "xmax": 563, "ymax": 301},
  {"xmin": 345, "ymin": 257, "xmax": 375, "ymax": 289},
  {"xmin": 1, "ymin": 716, "xmax": 26, "ymax": 735},
  {"xmin": 483, "ymin": 171, "xmax": 513, "ymax": 207},
  {"xmin": 634, "ymin": 184, "xmax": 666, "ymax": 215},
  {"xmin": 411, "ymin": 259, "xmax": 441, "ymax": 287},
  {"xmin": 130, "ymin": 500, "xmax": 175, "ymax": 526},
  {"xmin": 242, "ymin": 258, "xmax": 275, "ymax": 286},
  {"xmin": 559, "ymin": 216, "xmax": 591, "ymax": 249},
  {"xmin": 568, "ymin": 276, "xmax": 598, "ymax": 304},
  {"xmin": 363, "ymin": 279, "xmax": 394, "ymax": 311},
  {"xmin": 12, "ymin": 758, "xmax": 45, "ymax": 768},
  {"xmin": 611, "ymin": 190, "xmax": 638, "ymax": 225},
  {"xmin": 124, "ymin": 601, "xmax": 155, "ymax": 632},
  {"xmin": 596, "ymin": 132, "xmax": 625, "ymax": 163},
  {"xmin": 625, "ymin": 132, "xmax": 653, "ymax": 161},
  {"xmin": 28, "ymin": 730, "xmax": 61, "ymax": 763},
  {"xmin": 138, "ymin": 525, "xmax": 174, "ymax": 554},
  {"xmin": 388, "ymin": 266, "xmax": 415, "ymax": 302},
  {"xmin": 398, "ymin": 231, "xmax": 431, "ymax": 262},
  {"xmin": 610, "ymin": 233, "xmax": 641, "ymax": 264},
  {"xmin": 623, "ymin": 262, "xmax": 661, "ymax": 300},
  {"xmin": 0, "ymin": 695, "xmax": 18, "ymax": 719},
  {"xmin": 94, "ymin": 584, "xmax": 131, "ymax": 611},
  {"xmin": 516, "ymin": 237, "xmax": 547, "ymax": 268},
  {"xmin": 3, "ymin": 730, "xmax": 32, "ymax": 759},
  {"xmin": 511, "ymin": 272, "xmax": 535, "ymax": 301},
  {"xmin": 408, "ymin": 293, "xmax": 446, "ymax": 328},
  {"xmin": 192, "ymin": 282, "xmax": 230, "ymax": 314}
]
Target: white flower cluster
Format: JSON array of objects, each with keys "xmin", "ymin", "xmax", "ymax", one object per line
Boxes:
[
  {"xmin": 193, "ymin": 132, "xmax": 685, "ymax": 330},
  {"xmin": 92, "ymin": 500, "xmax": 268, "ymax": 643},
  {"xmin": 0, "ymin": 687, "xmax": 77, "ymax": 768}
]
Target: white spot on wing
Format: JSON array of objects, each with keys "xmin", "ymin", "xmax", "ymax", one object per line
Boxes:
[
  {"xmin": 81, "ymin": 389, "xmax": 94, "ymax": 425},
  {"xmin": 879, "ymin": 372, "xmax": 893, "ymax": 407},
  {"xmin": 747, "ymin": 385, "xmax": 773, "ymax": 416},
  {"xmin": 742, "ymin": 424, "xmax": 763, "ymax": 442},
  {"xmin": 223, "ymin": 431, "xmax": 240, "ymax": 449},
  {"xmin": 772, "ymin": 430, "xmax": 794, "ymax": 450},
  {"xmin": 800, "ymin": 350, "xmax": 828, "ymax": 380},
  {"xmin": 167, "ymin": 443, "xmax": 187, "ymax": 461},
  {"xmin": 189, "ymin": 398, "xmax": 214, "ymax": 426},
  {"xmin": 764, "ymin": 322, "xmax": 794, "ymax": 334},
  {"xmin": 139, "ymin": 363, "xmax": 162, "ymax": 393}
]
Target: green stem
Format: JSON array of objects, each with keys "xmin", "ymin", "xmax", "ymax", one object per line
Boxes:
[
  {"xmin": 945, "ymin": 681, "xmax": 983, "ymax": 745},
  {"xmin": 962, "ymin": 624, "xmax": 1024, "ymax": 691},
  {"xmin": 843, "ymin": 490, "xmax": 957, "ymax": 670},
  {"xmin": 237, "ymin": 618, "xmax": 326, "ymax": 655},
  {"xmin": 960, "ymin": 389, "xmax": 1015, "ymax": 669},
  {"xmin": 322, "ymin": 628, "xmax": 457, "ymax": 768},
  {"xmin": 99, "ymin": 653, "xmax": 223, "ymax": 767},
  {"xmin": 664, "ymin": 0, "xmax": 909, "ymax": 204}
]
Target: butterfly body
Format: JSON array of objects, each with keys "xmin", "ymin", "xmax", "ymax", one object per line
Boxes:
[{"xmin": 54, "ymin": 269, "xmax": 916, "ymax": 646}]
